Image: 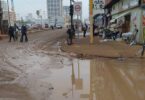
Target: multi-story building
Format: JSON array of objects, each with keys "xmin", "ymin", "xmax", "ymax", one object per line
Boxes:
[
  {"xmin": 47, "ymin": 0, "xmax": 62, "ymax": 17},
  {"xmin": 1, "ymin": 0, "xmax": 9, "ymax": 34},
  {"xmin": 63, "ymin": 6, "xmax": 70, "ymax": 27},
  {"xmin": 47, "ymin": 0, "xmax": 64, "ymax": 26},
  {"xmin": 63, "ymin": 6, "xmax": 69, "ymax": 17},
  {"xmin": 104, "ymin": 0, "xmax": 145, "ymax": 43},
  {"xmin": 93, "ymin": 0, "xmax": 105, "ymax": 29}
]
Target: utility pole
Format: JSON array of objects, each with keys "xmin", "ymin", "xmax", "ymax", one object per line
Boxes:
[
  {"xmin": 0, "ymin": 1, "xmax": 3, "ymax": 34},
  {"xmin": 70, "ymin": 0, "xmax": 74, "ymax": 30},
  {"xmin": 89, "ymin": 0, "xmax": 94, "ymax": 44},
  {"xmin": 7, "ymin": 0, "xmax": 11, "ymax": 26}
]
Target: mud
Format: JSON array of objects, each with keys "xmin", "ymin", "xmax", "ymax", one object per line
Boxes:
[{"xmin": 0, "ymin": 30, "xmax": 145, "ymax": 100}]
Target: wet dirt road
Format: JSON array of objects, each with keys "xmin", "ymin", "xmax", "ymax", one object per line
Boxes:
[{"xmin": 0, "ymin": 29, "xmax": 145, "ymax": 100}]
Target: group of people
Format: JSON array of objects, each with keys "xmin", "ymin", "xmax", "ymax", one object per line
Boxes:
[
  {"xmin": 8, "ymin": 24, "xmax": 28, "ymax": 42},
  {"xmin": 67, "ymin": 23, "xmax": 88, "ymax": 45}
]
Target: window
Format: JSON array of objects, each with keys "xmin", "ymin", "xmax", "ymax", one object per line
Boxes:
[{"xmin": 130, "ymin": 0, "xmax": 139, "ymax": 7}]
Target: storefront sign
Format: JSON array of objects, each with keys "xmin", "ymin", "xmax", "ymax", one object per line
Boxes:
[
  {"xmin": 93, "ymin": 0, "xmax": 104, "ymax": 9},
  {"xmin": 131, "ymin": 12, "xmax": 137, "ymax": 25}
]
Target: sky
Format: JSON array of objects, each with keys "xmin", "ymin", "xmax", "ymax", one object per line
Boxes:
[{"xmin": 8, "ymin": 0, "xmax": 89, "ymax": 20}]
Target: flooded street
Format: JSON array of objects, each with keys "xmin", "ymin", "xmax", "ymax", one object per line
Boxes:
[{"xmin": 0, "ymin": 30, "xmax": 145, "ymax": 100}]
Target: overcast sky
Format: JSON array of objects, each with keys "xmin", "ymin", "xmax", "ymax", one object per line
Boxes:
[{"xmin": 9, "ymin": 0, "xmax": 89, "ymax": 20}]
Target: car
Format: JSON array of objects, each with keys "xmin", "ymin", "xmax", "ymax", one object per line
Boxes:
[
  {"xmin": 56, "ymin": 25, "xmax": 62, "ymax": 29},
  {"xmin": 31, "ymin": 24, "xmax": 42, "ymax": 29}
]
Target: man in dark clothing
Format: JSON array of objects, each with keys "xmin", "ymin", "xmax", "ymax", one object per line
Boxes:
[
  {"xmin": 83, "ymin": 24, "xmax": 88, "ymax": 37},
  {"xmin": 8, "ymin": 26, "xmax": 15, "ymax": 42},
  {"xmin": 67, "ymin": 27, "xmax": 73, "ymax": 45},
  {"xmin": 51, "ymin": 26, "xmax": 54, "ymax": 30},
  {"xmin": 20, "ymin": 25, "xmax": 28, "ymax": 42}
]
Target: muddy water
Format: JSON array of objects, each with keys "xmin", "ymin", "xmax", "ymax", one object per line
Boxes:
[
  {"xmin": 43, "ymin": 58, "xmax": 145, "ymax": 100},
  {"xmin": 0, "ymin": 42, "xmax": 145, "ymax": 100},
  {"xmin": 10, "ymin": 55, "xmax": 145, "ymax": 100}
]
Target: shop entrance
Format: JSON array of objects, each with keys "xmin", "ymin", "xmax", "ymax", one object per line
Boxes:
[{"xmin": 122, "ymin": 14, "xmax": 131, "ymax": 33}]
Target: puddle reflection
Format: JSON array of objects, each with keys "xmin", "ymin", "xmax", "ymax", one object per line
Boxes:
[{"xmin": 49, "ymin": 58, "xmax": 145, "ymax": 100}]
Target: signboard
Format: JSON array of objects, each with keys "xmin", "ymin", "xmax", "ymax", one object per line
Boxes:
[
  {"xmin": 93, "ymin": 0, "xmax": 104, "ymax": 16},
  {"xmin": 74, "ymin": 2, "xmax": 82, "ymax": 15},
  {"xmin": 131, "ymin": 12, "xmax": 137, "ymax": 25},
  {"xmin": 93, "ymin": 0, "xmax": 104, "ymax": 9}
]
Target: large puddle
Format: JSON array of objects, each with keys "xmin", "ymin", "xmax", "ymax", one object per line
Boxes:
[
  {"xmin": 11, "ymin": 55, "xmax": 145, "ymax": 100},
  {"xmin": 46, "ymin": 58, "xmax": 145, "ymax": 100},
  {"xmin": 1, "ymin": 42, "xmax": 145, "ymax": 100}
]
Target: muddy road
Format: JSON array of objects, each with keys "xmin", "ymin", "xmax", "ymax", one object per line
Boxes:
[{"xmin": 0, "ymin": 29, "xmax": 145, "ymax": 100}]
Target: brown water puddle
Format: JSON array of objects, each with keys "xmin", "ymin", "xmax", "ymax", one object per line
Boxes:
[
  {"xmin": 1, "ymin": 50, "xmax": 145, "ymax": 100},
  {"xmin": 47, "ymin": 58, "xmax": 145, "ymax": 100}
]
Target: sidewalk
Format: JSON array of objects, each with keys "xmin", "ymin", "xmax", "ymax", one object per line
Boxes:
[{"xmin": 61, "ymin": 36, "xmax": 145, "ymax": 58}]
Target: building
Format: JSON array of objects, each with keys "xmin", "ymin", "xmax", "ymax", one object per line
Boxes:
[
  {"xmin": 63, "ymin": 6, "xmax": 70, "ymax": 27},
  {"xmin": 104, "ymin": 0, "xmax": 145, "ymax": 43},
  {"xmin": 47, "ymin": 0, "xmax": 63, "ymax": 17},
  {"xmin": 0, "ymin": 0, "xmax": 9, "ymax": 34},
  {"xmin": 103, "ymin": 0, "xmax": 112, "ymax": 28},
  {"xmin": 93, "ymin": 0, "xmax": 105, "ymax": 29},
  {"xmin": 47, "ymin": 0, "xmax": 64, "ymax": 26},
  {"xmin": 63, "ymin": 6, "xmax": 69, "ymax": 17}
]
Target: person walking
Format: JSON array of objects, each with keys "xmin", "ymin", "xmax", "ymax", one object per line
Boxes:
[
  {"xmin": 67, "ymin": 26, "xmax": 73, "ymax": 45},
  {"xmin": 14, "ymin": 23, "xmax": 20, "ymax": 40},
  {"xmin": 83, "ymin": 23, "xmax": 88, "ymax": 37},
  {"xmin": 8, "ymin": 26, "xmax": 15, "ymax": 42},
  {"xmin": 20, "ymin": 25, "xmax": 28, "ymax": 42}
]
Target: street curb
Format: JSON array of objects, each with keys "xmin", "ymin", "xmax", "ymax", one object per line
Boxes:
[
  {"xmin": 60, "ymin": 45, "xmax": 144, "ymax": 59},
  {"xmin": 60, "ymin": 47, "xmax": 120, "ymax": 59}
]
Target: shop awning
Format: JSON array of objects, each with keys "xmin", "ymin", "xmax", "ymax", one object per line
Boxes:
[{"xmin": 110, "ymin": 12, "xmax": 131, "ymax": 23}]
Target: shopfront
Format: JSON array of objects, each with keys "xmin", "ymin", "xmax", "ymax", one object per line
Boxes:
[
  {"xmin": 111, "ymin": 8, "xmax": 142, "ymax": 43},
  {"xmin": 108, "ymin": 0, "xmax": 145, "ymax": 43}
]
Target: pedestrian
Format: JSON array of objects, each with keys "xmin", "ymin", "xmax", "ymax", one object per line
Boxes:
[
  {"xmin": 75, "ymin": 23, "xmax": 78, "ymax": 30},
  {"xmin": 20, "ymin": 25, "xmax": 28, "ymax": 42},
  {"xmin": 8, "ymin": 26, "xmax": 15, "ymax": 42},
  {"xmin": 72, "ymin": 25, "xmax": 75, "ymax": 38},
  {"xmin": 14, "ymin": 23, "xmax": 20, "ymax": 40},
  {"xmin": 112, "ymin": 27, "xmax": 119, "ymax": 40},
  {"xmin": 51, "ymin": 26, "xmax": 54, "ymax": 30},
  {"xmin": 130, "ymin": 25, "xmax": 138, "ymax": 46},
  {"xmin": 83, "ymin": 23, "xmax": 88, "ymax": 37},
  {"xmin": 67, "ymin": 26, "xmax": 73, "ymax": 45}
]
